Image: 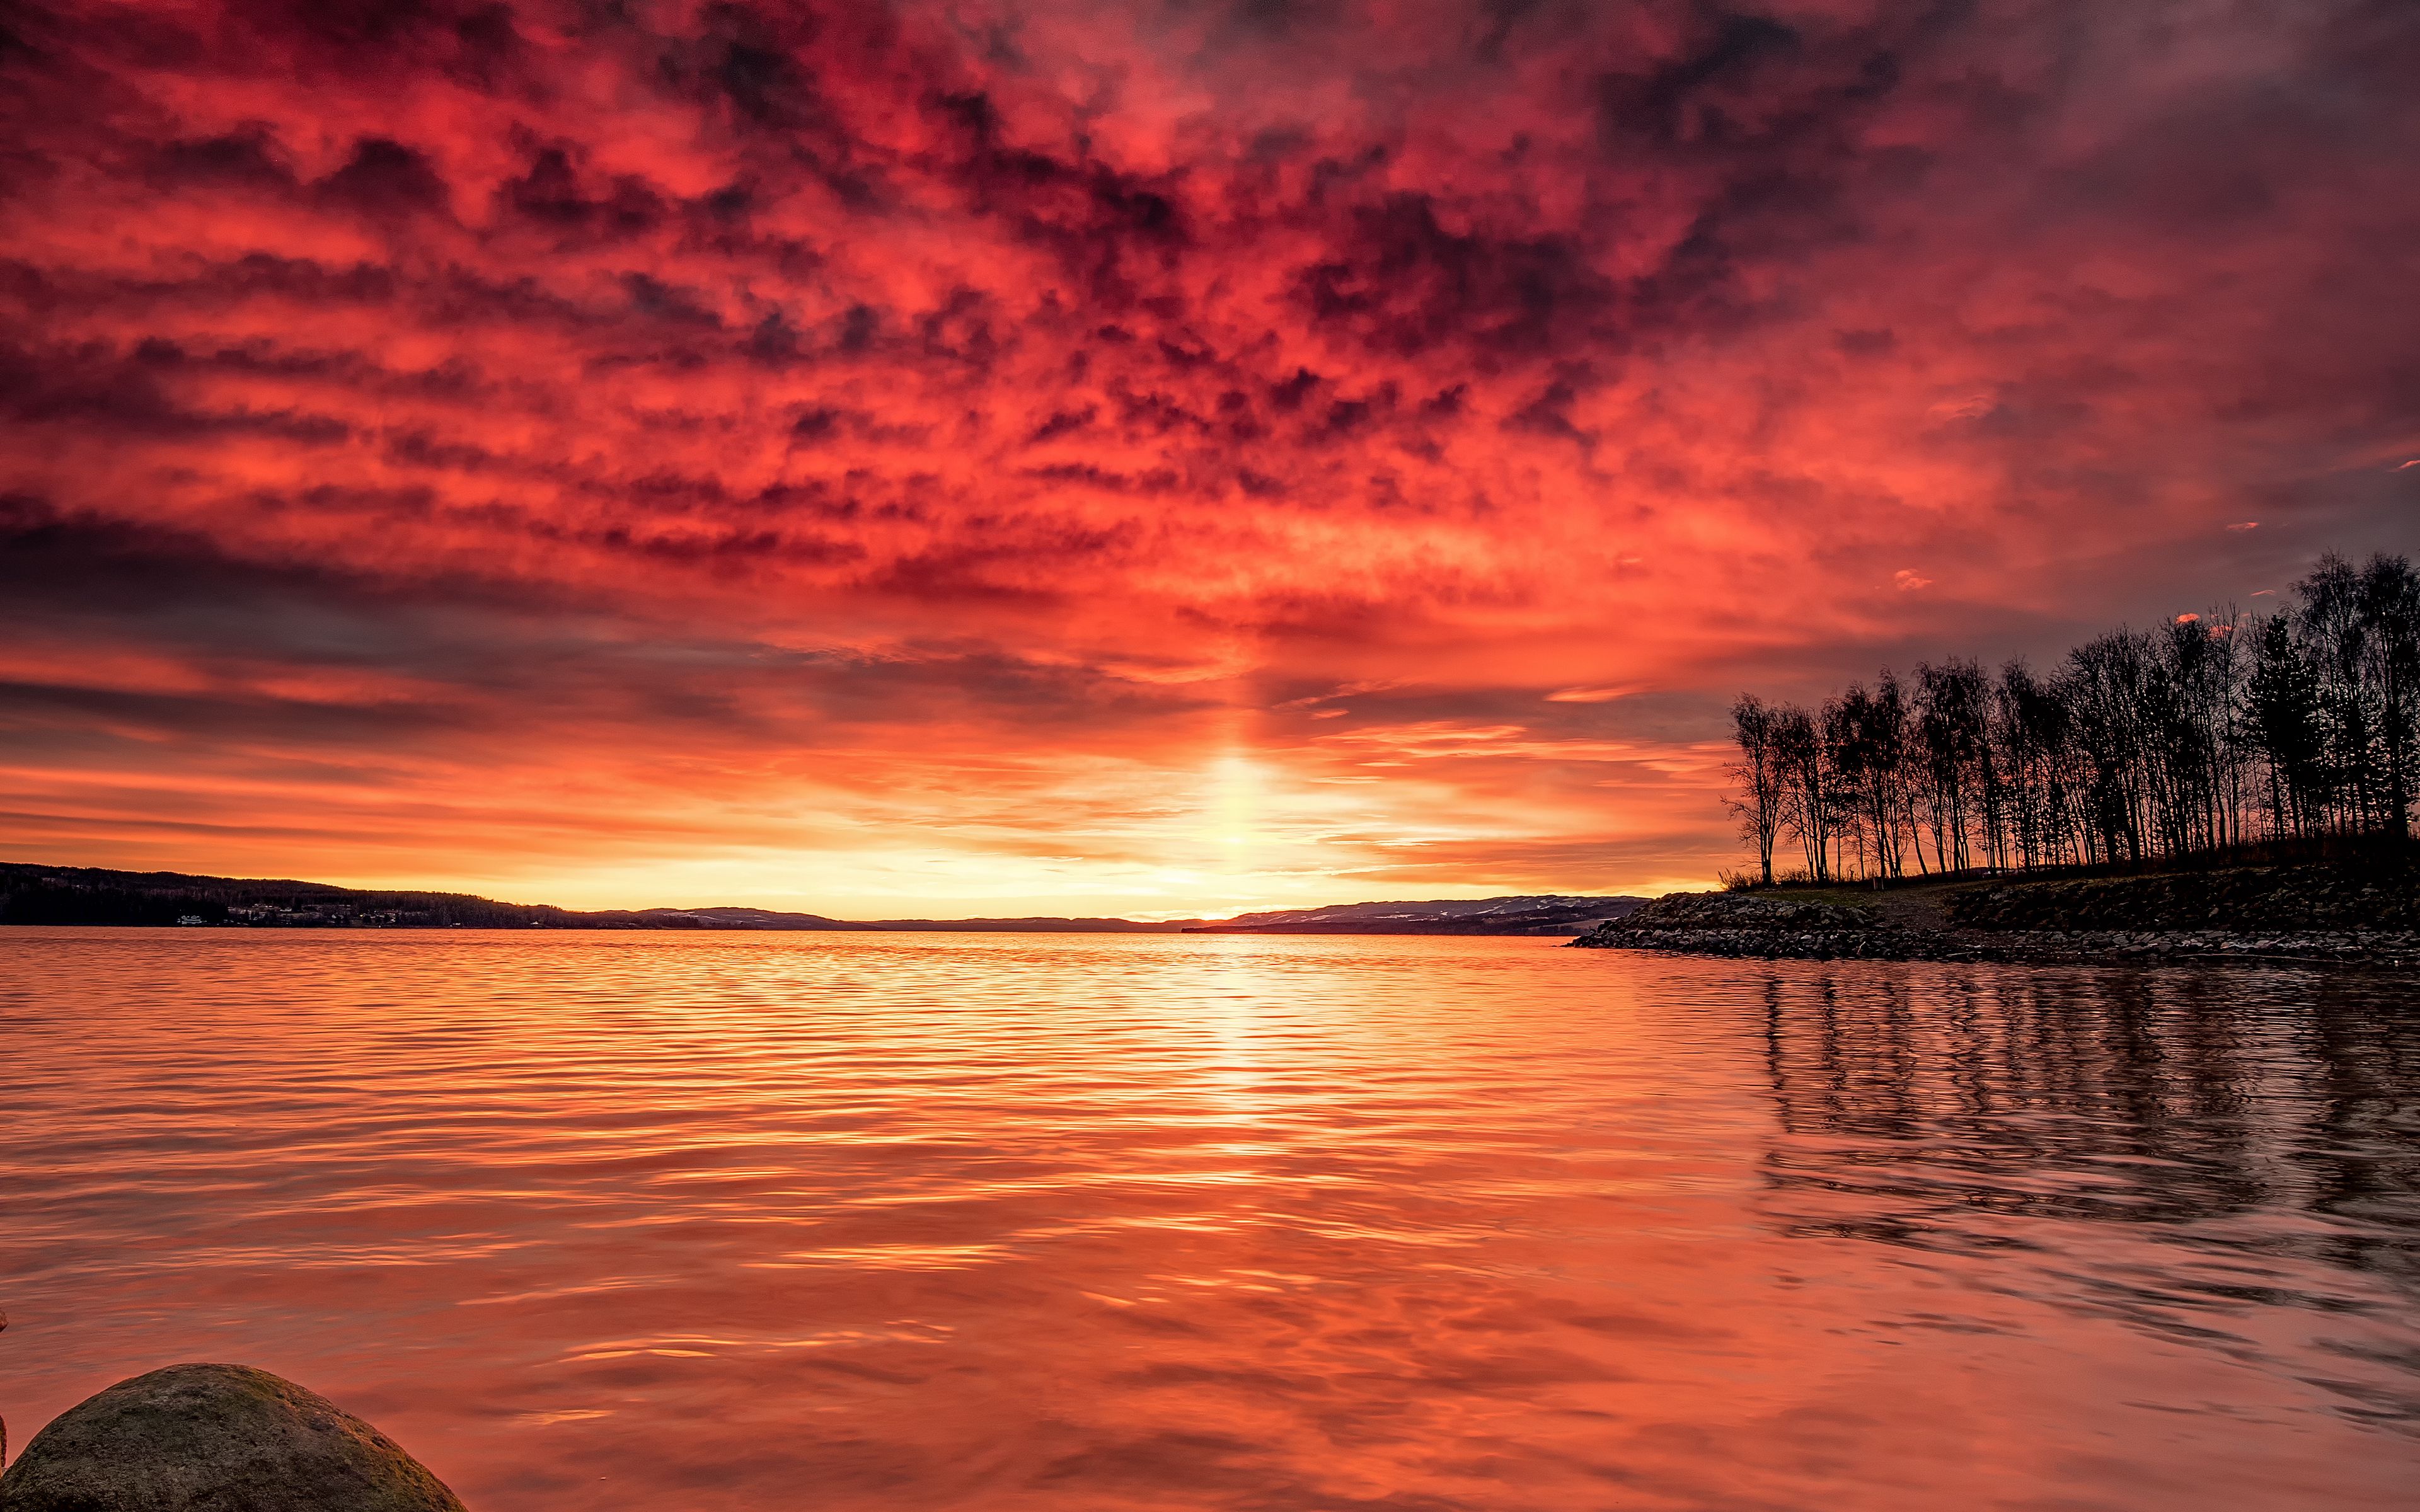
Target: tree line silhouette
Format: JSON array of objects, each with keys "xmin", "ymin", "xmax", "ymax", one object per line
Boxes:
[{"xmin": 1727, "ymin": 553, "xmax": 2420, "ymax": 885}]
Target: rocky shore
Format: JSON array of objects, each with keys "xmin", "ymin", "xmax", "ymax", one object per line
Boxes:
[{"xmin": 1569, "ymin": 863, "xmax": 2420, "ymax": 966}]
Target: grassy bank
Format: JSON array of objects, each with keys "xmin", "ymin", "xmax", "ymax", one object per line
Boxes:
[
  {"xmin": 1575, "ymin": 845, "xmax": 2420, "ymax": 965},
  {"xmin": 1728, "ymin": 840, "xmax": 2417, "ymax": 933}
]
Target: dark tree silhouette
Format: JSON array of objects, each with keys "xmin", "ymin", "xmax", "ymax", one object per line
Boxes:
[
  {"xmin": 1726, "ymin": 695, "xmax": 1787, "ymax": 886},
  {"xmin": 1726, "ymin": 553, "xmax": 2419, "ymax": 882}
]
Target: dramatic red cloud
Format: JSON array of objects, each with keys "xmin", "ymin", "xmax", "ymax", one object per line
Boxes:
[{"xmin": 4, "ymin": 0, "xmax": 2417, "ymax": 911}]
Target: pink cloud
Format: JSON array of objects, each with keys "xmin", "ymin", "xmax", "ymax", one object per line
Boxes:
[{"xmin": 1, "ymin": 0, "xmax": 2416, "ymax": 908}]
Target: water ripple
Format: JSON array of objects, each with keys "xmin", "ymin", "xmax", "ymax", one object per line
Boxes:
[{"xmin": 2, "ymin": 928, "xmax": 2416, "ymax": 1509}]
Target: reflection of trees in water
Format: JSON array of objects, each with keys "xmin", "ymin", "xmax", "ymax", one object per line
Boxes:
[
  {"xmin": 1757, "ymin": 967, "xmax": 2420, "ymax": 1428},
  {"xmin": 1758, "ymin": 967, "xmax": 2420, "ymax": 1288}
]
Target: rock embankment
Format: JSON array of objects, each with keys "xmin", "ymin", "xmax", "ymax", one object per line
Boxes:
[
  {"xmin": 1568, "ymin": 891, "xmax": 1920, "ymax": 959},
  {"xmin": 0, "ymin": 1363, "xmax": 465, "ymax": 1512},
  {"xmin": 1569, "ymin": 881, "xmax": 2420, "ymax": 966}
]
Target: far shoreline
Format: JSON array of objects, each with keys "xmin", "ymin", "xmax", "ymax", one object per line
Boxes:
[{"xmin": 0, "ymin": 862, "xmax": 1643, "ymax": 938}]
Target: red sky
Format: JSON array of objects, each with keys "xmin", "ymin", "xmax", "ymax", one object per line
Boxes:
[{"xmin": 4, "ymin": 0, "xmax": 2417, "ymax": 915}]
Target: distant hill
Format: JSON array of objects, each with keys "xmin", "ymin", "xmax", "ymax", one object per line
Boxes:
[
  {"xmin": 0, "ymin": 863, "xmax": 1641, "ymax": 936},
  {"xmin": 0, "ymin": 862, "xmax": 609, "ymax": 930},
  {"xmin": 626, "ymin": 906, "xmax": 841, "ymax": 929},
  {"xmin": 1183, "ymin": 895, "xmax": 1646, "ymax": 936},
  {"xmin": 0, "ymin": 866, "xmax": 1193, "ymax": 932},
  {"xmin": 631, "ymin": 906, "xmax": 1190, "ymax": 934}
]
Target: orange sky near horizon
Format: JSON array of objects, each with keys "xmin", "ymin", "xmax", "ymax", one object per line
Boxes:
[{"xmin": 4, "ymin": 0, "xmax": 2417, "ymax": 915}]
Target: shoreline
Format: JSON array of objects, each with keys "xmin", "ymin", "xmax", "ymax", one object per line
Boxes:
[
  {"xmin": 1571, "ymin": 922, "xmax": 2420, "ymax": 966},
  {"xmin": 1569, "ymin": 859, "xmax": 2420, "ymax": 967}
]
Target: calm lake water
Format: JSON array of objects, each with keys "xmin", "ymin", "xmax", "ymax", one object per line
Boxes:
[{"xmin": 3, "ymin": 929, "xmax": 2417, "ymax": 1509}]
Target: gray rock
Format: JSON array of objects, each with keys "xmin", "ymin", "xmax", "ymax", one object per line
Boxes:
[{"xmin": 0, "ymin": 1363, "xmax": 465, "ymax": 1512}]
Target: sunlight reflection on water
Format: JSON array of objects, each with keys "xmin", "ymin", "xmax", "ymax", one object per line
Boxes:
[{"xmin": 2, "ymin": 928, "xmax": 2416, "ymax": 1509}]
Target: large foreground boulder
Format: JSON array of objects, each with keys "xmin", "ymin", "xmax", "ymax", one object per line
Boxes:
[{"xmin": 0, "ymin": 1364, "xmax": 464, "ymax": 1512}]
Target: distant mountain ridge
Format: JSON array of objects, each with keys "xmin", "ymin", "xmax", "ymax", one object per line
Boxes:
[
  {"xmin": 0, "ymin": 863, "xmax": 1644, "ymax": 936},
  {"xmin": 629, "ymin": 905, "xmax": 1188, "ymax": 933},
  {"xmin": 1184, "ymin": 895, "xmax": 1645, "ymax": 935}
]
